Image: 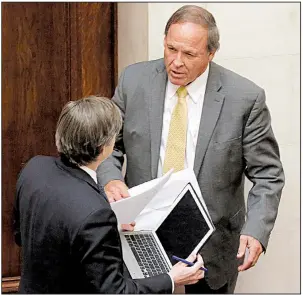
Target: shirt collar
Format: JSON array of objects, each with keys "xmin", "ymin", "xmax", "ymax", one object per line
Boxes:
[
  {"xmin": 79, "ymin": 166, "xmax": 98, "ymax": 184},
  {"xmin": 166, "ymin": 80, "xmax": 179, "ymax": 100},
  {"xmin": 166, "ymin": 63, "xmax": 210, "ymax": 104}
]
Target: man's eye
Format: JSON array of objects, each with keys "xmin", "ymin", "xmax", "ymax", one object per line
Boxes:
[
  {"xmin": 186, "ymin": 53, "xmax": 194, "ymax": 57},
  {"xmin": 168, "ymin": 47, "xmax": 176, "ymax": 52}
]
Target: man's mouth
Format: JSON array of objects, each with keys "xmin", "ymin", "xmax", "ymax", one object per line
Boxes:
[{"xmin": 171, "ymin": 70, "xmax": 184, "ymax": 77}]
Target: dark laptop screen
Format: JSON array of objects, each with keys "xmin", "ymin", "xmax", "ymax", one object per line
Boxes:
[{"xmin": 155, "ymin": 188, "xmax": 210, "ymax": 265}]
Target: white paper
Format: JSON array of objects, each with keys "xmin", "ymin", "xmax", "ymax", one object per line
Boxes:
[
  {"xmin": 110, "ymin": 169, "xmax": 174, "ymax": 224},
  {"xmin": 134, "ymin": 168, "xmax": 211, "ymax": 231}
]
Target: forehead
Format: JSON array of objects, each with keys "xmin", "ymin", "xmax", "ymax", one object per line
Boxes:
[{"xmin": 166, "ymin": 22, "xmax": 208, "ymax": 50}]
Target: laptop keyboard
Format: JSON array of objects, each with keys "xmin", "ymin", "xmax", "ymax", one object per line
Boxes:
[{"xmin": 125, "ymin": 233, "xmax": 171, "ymax": 278}]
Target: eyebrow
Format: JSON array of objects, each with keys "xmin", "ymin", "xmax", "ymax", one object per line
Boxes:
[
  {"xmin": 166, "ymin": 41, "xmax": 198, "ymax": 55},
  {"xmin": 168, "ymin": 44, "xmax": 196, "ymax": 53}
]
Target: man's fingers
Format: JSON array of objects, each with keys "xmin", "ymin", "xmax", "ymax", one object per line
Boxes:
[
  {"xmin": 113, "ymin": 194, "xmax": 123, "ymax": 201},
  {"xmin": 238, "ymin": 255, "xmax": 254, "ymax": 271},
  {"xmin": 197, "ymin": 271, "xmax": 204, "ymax": 280},
  {"xmin": 192, "ymin": 254, "xmax": 204, "ymax": 271},
  {"xmin": 115, "ymin": 181, "xmax": 129, "ymax": 198},
  {"xmin": 121, "ymin": 223, "xmax": 135, "ymax": 231},
  {"xmin": 104, "ymin": 180, "xmax": 129, "ymax": 201},
  {"xmin": 194, "ymin": 269, "xmax": 204, "ymax": 280},
  {"xmin": 238, "ymin": 239, "xmax": 263, "ymax": 271},
  {"xmin": 106, "ymin": 191, "xmax": 122, "ymax": 202},
  {"xmin": 237, "ymin": 235, "xmax": 248, "ymax": 258},
  {"xmin": 120, "ymin": 188, "xmax": 130, "ymax": 198},
  {"xmin": 121, "ymin": 221, "xmax": 136, "ymax": 231},
  {"xmin": 185, "ymin": 252, "xmax": 197, "ymax": 263},
  {"xmin": 105, "ymin": 186, "xmax": 124, "ymax": 201},
  {"xmin": 175, "ymin": 261, "xmax": 183, "ymax": 267},
  {"xmin": 238, "ymin": 250, "xmax": 262, "ymax": 271},
  {"xmin": 196, "ymin": 253, "xmax": 204, "ymax": 264},
  {"xmin": 112, "ymin": 187, "xmax": 124, "ymax": 200},
  {"xmin": 169, "ymin": 254, "xmax": 205, "ymax": 287},
  {"xmin": 105, "ymin": 191, "xmax": 118, "ymax": 203},
  {"xmin": 107, "ymin": 196, "xmax": 115, "ymax": 203}
]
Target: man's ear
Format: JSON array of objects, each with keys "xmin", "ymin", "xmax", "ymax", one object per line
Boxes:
[
  {"xmin": 98, "ymin": 146, "xmax": 104, "ymax": 157},
  {"xmin": 208, "ymin": 50, "xmax": 216, "ymax": 62}
]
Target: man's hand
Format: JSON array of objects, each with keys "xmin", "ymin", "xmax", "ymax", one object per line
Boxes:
[
  {"xmin": 104, "ymin": 180, "xmax": 129, "ymax": 203},
  {"xmin": 237, "ymin": 235, "xmax": 263, "ymax": 271},
  {"xmin": 169, "ymin": 253, "xmax": 205, "ymax": 286},
  {"xmin": 121, "ymin": 221, "xmax": 136, "ymax": 231},
  {"xmin": 105, "ymin": 181, "xmax": 133, "ymax": 232}
]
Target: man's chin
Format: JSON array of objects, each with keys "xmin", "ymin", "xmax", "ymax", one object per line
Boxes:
[{"xmin": 168, "ymin": 76, "xmax": 186, "ymax": 86}]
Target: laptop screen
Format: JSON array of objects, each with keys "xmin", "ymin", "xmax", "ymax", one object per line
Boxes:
[{"xmin": 155, "ymin": 188, "xmax": 211, "ymax": 265}]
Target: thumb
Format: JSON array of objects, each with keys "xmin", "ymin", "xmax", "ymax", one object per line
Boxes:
[
  {"xmin": 192, "ymin": 254, "xmax": 204, "ymax": 272},
  {"xmin": 196, "ymin": 254, "xmax": 204, "ymax": 266},
  {"xmin": 237, "ymin": 235, "xmax": 248, "ymax": 258},
  {"xmin": 186, "ymin": 251, "xmax": 197, "ymax": 263}
]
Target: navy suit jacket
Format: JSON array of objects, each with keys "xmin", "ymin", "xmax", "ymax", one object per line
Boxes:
[{"xmin": 14, "ymin": 155, "xmax": 172, "ymax": 293}]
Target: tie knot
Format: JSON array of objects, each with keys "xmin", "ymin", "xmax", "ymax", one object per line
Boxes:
[{"xmin": 176, "ymin": 86, "xmax": 188, "ymax": 99}]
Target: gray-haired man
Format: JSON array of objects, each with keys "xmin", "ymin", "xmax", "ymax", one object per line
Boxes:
[{"xmin": 97, "ymin": 5, "xmax": 285, "ymax": 294}]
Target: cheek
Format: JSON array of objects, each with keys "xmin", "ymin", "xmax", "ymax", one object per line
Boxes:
[
  {"xmin": 188, "ymin": 60, "xmax": 206, "ymax": 76},
  {"xmin": 164, "ymin": 51, "xmax": 174, "ymax": 65},
  {"xmin": 185, "ymin": 63, "xmax": 195, "ymax": 75},
  {"xmin": 165, "ymin": 57, "xmax": 174, "ymax": 67}
]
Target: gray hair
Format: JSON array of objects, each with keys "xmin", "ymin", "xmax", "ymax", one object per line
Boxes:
[
  {"xmin": 55, "ymin": 95, "xmax": 122, "ymax": 166},
  {"xmin": 164, "ymin": 5, "xmax": 220, "ymax": 53}
]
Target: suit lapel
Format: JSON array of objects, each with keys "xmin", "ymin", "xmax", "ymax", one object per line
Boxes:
[
  {"xmin": 194, "ymin": 62, "xmax": 225, "ymax": 176},
  {"xmin": 149, "ymin": 61, "xmax": 168, "ymax": 179}
]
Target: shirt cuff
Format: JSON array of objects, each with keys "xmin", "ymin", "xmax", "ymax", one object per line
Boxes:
[{"xmin": 167, "ymin": 273, "xmax": 175, "ymax": 293}]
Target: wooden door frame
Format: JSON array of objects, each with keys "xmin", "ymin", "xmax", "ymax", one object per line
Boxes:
[{"xmin": 2, "ymin": 3, "xmax": 117, "ymax": 292}]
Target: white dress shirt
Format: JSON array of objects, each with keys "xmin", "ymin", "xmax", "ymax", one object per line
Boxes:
[
  {"xmin": 80, "ymin": 166, "xmax": 98, "ymax": 184},
  {"xmin": 157, "ymin": 64, "xmax": 210, "ymax": 177}
]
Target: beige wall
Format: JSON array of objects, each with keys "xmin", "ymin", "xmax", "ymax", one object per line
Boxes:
[
  {"xmin": 117, "ymin": 3, "xmax": 148, "ymax": 75},
  {"xmin": 118, "ymin": 3, "xmax": 300, "ymax": 293}
]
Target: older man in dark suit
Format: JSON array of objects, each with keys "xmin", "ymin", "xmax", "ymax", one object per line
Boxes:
[
  {"xmin": 97, "ymin": 5, "xmax": 285, "ymax": 294},
  {"xmin": 13, "ymin": 96, "xmax": 205, "ymax": 294}
]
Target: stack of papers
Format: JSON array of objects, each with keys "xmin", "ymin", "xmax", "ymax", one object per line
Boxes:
[
  {"xmin": 111, "ymin": 169, "xmax": 212, "ymax": 231},
  {"xmin": 110, "ymin": 169, "xmax": 173, "ymax": 224}
]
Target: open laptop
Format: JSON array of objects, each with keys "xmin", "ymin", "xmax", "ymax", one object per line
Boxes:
[{"xmin": 120, "ymin": 183, "xmax": 215, "ymax": 278}]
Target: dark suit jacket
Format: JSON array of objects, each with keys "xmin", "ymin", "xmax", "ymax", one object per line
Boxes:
[
  {"xmin": 13, "ymin": 155, "xmax": 172, "ymax": 294},
  {"xmin": 97, "ymin": 59, "xmax": 285, "ymax": 289}
]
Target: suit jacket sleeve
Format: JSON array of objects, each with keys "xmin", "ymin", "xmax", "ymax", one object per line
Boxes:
[
  {"xmin": 241, "ymin": 89, "xmax": 285, "ymax": 249},
  {"xmin": 97, "ymin": 69, "xmax": 127, "ymax": 187},
  {"xmin": 71, "ymin": 207, "xmax": 172, "ymax": 294}
]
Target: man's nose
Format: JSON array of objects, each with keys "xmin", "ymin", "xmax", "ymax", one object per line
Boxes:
[{"xmin": 173, "ymin": 56, "xmax": 184, "ymax": 68}]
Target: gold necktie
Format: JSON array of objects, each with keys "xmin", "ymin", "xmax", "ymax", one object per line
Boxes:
[{"xmin": 163, "ymin": 86, "xmax": 188, "ymax": 174}]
